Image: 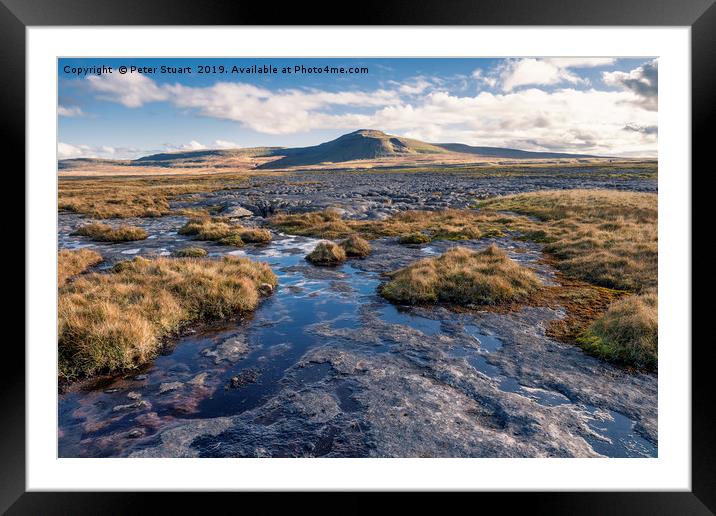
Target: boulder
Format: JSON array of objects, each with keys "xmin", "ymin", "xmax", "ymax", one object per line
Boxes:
[{"xmin": 224, "ymin": 205, "xmax": 253, "ymax": 218}]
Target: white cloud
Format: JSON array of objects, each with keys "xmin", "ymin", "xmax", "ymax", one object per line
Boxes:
[
  {"xmin": 86, "ymin": 74, "xmax": 399, "ymax": 134},
  {"xmin": 57, "ymin": 142, "xmax": 141, "ymax": 160},
  {"xmin": 495, "ymin": 57, "xmax": 616, "ymax": 92},
  {"xmin": 603, "ymin": 59, "xmax": 658, "ymax": 110},
  {"xmin": 86, "ymin": 73, "xmax": 169, "ymax": 107},
  {"xmin": 472, "ymin": 69, "xmax": 497, "ymax": 89},
  {"xmin": 499, "ymin": 59, "xmax": 582, "ymax": 91},
  {"xmin": 183, "ymin": 140, "xmax": 207, "ymax": 150},
  {"xmin": 364, "ymin": 87, "xmax": 657, "ymax": 156},
  {"xmin": 214, "ymin": 140, "xmax": 240, "ymax": 148},
  {"xmin": 58, "ymin": 105, "xmax": 84, "ymax": 117},
  {"xmin": 80, "ymin": 64, "xmax": 657, "ymax": 156},
  {"xmin": 397, "ymin": 78, "xmax": 433, "ymax": 95}
]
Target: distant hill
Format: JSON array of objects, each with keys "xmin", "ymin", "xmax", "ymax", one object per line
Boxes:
[
  {"xmin": 59, "ymin": 129, "xmax": 602, "ymax": 174},
  {"xmin": 436, "ymin": 143, "xmax": 595, "ymax": 160},
  {"xmin": 135, "ymin": 147, "xmax": 279, "ymax": 164},
  {"xmin": 257, "ymin": 130, "xmax": 452, "ymax": 169}
]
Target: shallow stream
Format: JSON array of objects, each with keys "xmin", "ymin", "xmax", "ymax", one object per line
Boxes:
[{"xmin": 58, "ymin": 213, "xmax": 657, "ymax": 458}]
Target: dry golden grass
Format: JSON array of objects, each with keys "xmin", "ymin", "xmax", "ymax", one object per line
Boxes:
[
  {"xmin": 58, "ymin": 173, "xmax": 253, "ymax": 219},
  {"xmin": 71, "ymin": 223, "xmax": 148, "ymax": 242},
  {"xmin": 58, "ymin": 256, "xmax": 277, "ymax": 379},
  {"xmin": 172, "ymin": 247, "xmax": 208, "ymax": 258},
  {"xmin": 271, "ymin": 190, "xmax": 656, "ymax": 294},
  {"xmin": 238, "ymin": 228, "xmax": 272, "ymax": 243},
  {"xmin": 380, "ymin": 245, "xmax": 541, "ymax": 305},
  {"xmin": 58, "ymin": 249, "xmax": 103, "ymax": 287},
  {"xmin": 178, "ymin": 218, "xmax": 271, "ymax": 246},
  {"xmin": 270, "ymin": 209, "xmax": 352, "ymax": 239},
  {"xmin": 340, "ymin": 235, "xmax": 372, "ymax": 257},
  {"xmin": 178, "ymin": 218, "xmax": 234, "ymax": 240},
  {"xmin": 306, "ymin": 241, "xmax": 347, "ymax": 265},
  {"xmin": 270, "ymin": 208, "xmax": 514, "ymax": 242},
  {"xmin": 578, "ymin": 292, "xmax": 658, "ymax": 370},
  {"xmin": 479, "ymin": 189, "xmax": 657, "ymax": 293}
]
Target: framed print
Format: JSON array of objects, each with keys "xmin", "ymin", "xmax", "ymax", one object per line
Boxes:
[{"xmin": 5, "ymin": 0, "xmax": 713, "ymax": 511}]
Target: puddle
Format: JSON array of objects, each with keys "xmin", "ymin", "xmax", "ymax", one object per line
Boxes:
[
  {"xmin": 378, "ymin": 305, "xmax": 443, "ymax": 336},
  {"xmin": 582, "ymin": 405, "xmax": 657, "ymax": 458},
  {"xmin": 464, "ymin": 325, "xmax": 503, "ymax": 353},
  {"xmin": 445, "ymin": 329, "xmax": 654, "ymax": 458}
]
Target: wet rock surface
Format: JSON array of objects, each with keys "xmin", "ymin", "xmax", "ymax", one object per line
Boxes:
[{"xmin": 58, "ymin": 169, "xmax": 657, "ymax": 458}]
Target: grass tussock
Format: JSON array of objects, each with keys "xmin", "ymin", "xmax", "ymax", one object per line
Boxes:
[
  {"xmin": 578, "ymin": 292, "xmax": 658, "ymax": 370},
  {"xmin": 306, "ymin": 241, "xmax": 347, "ymax": 265},
  {"xmin": 380, "ymin": 245, "xmax": 541, "ymax": 306},
  {"xmin": 179, "ymin": 218, "xmax": 271, "ymax": 246},
  {"xmin": 172, "ymin": 247, "xmax": 208, "ymax": 258},
  {"xmin": 270, "ymin": 209, "xmax": 352, "ymax": 239},
  {"xmin": 58, "ymin": 256, "xmax": 277, "ymax": 379},
  {"xmin": 58, "ymin": 249, "xmax": 103, "ymax": 287},
  {"xmin": 479, "ymin": 190, "xmax": 657, "ymax": 292},
  {"xmin": 398, "ymin": 232, "xmax": 432, "ymax": 245},
  {"xmin": 270, "ymin": 208, "xmax": 514, "ymax": 242},
  {"xmin": 58, "ymin": 174, "xmax": 252, "ymax": 219},
  {"xmin": 340, "ymin": 235, "xmax": 372, "ymax": 257},
  {"xmin": 72, "ymin": 223, "xmax": 148, "ymax": 242},
  {"xmin": 238, "ymin": 228, "xmax": 272, "ymax": 243}
]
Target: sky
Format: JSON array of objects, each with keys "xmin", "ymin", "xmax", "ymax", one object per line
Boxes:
[{"xmin": 58, "ymin": 57, "xmax": 658, "ymax": 159}]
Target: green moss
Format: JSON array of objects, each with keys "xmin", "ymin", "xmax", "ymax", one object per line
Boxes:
[
  {"xmin": 218, "ymin": 234, "xmax": 245, "ymax": 247},
  {"xmin": 518, "ymin": 230, "xmax": 555, "ymax": 243},
  {"xmin": 398, "ymin": 232, "xmax": 431, "ymax": 245},
  {"xmin": 481, "ymin": 228, "xmax": 507, "ymax": 238},
  {"xmin": 577, "ymin": 292, "xmax": 657, "ymax": 370}
]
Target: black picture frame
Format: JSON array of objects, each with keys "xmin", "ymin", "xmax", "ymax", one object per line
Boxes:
[{"xmin": 4, "ymin": 0, "xmax": 711, "ymax": 512}]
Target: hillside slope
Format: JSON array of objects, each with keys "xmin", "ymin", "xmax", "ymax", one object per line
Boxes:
[{"xmin": 258, "ymin": 130, "xmax": 450, "ymax": 169}]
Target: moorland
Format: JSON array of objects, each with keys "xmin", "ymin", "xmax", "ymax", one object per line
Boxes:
[{"xmin": 57, "ymin": 130, "xmax": 658, "ymax": 458}]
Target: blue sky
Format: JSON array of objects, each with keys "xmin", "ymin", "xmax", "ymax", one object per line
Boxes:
[{"xmin": 58, "ymin": 57, "xmax": 658, "ymax": 159}]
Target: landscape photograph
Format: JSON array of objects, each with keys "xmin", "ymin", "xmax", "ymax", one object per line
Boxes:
[{"xmin": 57, "ymin": 57, "xmax": 658, "ymax": 458}]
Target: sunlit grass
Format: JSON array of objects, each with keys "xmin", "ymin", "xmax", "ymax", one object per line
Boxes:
[{"xmin": 58, "ymin": 255, "xmax": 277, "ymax": 379}]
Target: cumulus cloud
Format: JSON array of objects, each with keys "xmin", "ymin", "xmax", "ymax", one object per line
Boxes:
[
  {"xmin": 86, "ymin": 74, "xmax": 399, "ymax": 134},
  {"xmin": 58, "ymin": 142, "xmax": 142, "ymax": 160},
  {"xmin": 495, "ymin": 58, "xmax": 616, "ymax": 92},
  {"xmin": 396, "ymin": 78, "xmax": 433, "ymax": 95},
  {"xmin": 603, "ymin": 59, "xmax": 658, "ymax": 110},
  {"xmin": 499, "ymin": 59, "xmax": 584, "ymax": 91},
  {"xmin": 58, "ymin": 105, "xmax": 84, "ymax": 117},
  {"xmin": 366, "ymin": 88, "xmax": 657, "ymax": 156},
  {"xmin": 472, "ymin": 69, "xmax": 497, "ymax": 88},
  {"xmin": 86, "ymin": 73, "xmax": 169, "ymax": 107},
  {"xmin": 80, "ymin": 62, "xmax": 658, "ymax": 156}
]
